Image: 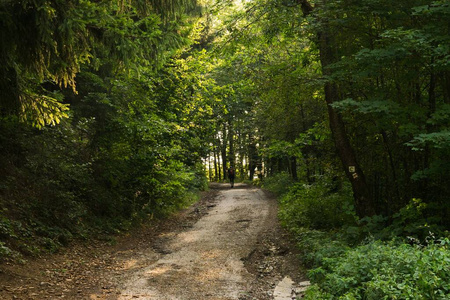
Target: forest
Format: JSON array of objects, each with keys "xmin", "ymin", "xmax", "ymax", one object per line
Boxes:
[{"xmin": 1, "ymin": 0, "xmax": 449, "ymax": 298}]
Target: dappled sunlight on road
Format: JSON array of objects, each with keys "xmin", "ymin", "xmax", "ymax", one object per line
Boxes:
[{"xmin": 117, "ymin": 184, "xmax": 270, "ymax": 299}]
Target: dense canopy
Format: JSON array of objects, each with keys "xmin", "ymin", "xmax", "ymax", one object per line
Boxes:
[{"xmin": 1, "ymin": 0, "xmax": 449, "ymax": 297}]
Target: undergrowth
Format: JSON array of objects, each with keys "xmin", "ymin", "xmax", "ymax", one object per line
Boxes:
[
  {"xmin": 305, "ymin": 238, "xmax": 450, "ymax": 300},
  {"xmin": 264, "ymin": 173, "xmax": 450, "ymax": 300},
  {"xmin": 0, "ymin": 120, "xmax": 208, "ymax": 261}
]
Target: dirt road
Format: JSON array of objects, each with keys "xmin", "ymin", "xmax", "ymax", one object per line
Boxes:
[{"xmin": 0, "ymin": 184, "xmax": 305, "ymax": 299}]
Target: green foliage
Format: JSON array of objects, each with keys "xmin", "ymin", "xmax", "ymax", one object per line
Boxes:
[
  {"xmin": 294, "ymin": 228, "xmax": 350, "ymax": 268},
  {"xmin": 261, "ymin": 172, "xmax": 294, "ymax": 196},
  {"xmin": 279, "ymin": 179, "xmax": 354, "ymax": 231},
  {"xmin": 305, "ymin": 239, "xmax": 450, "ymax": 300},
  {"xmin": 326, "ymin": 0, "xmax": 450, "ymax": 222},
  {"xmin": 0, "ymin": 0, "xmax": 209, "ymax": 257},
  {"xmin": 0, "ymin": 69, "xmax": 209, "ymax": 256},
  {"xmin": 0, "ymin": 241, "xmax": 12, "ymax": 260},
  {"xmin": 0, "ymin": 0, "xmax": 199, "ymax": 127},
  {"xmin": 331, "ymin": 98, "xmax": 402, "ymax": 116},
  {"xmin": 202, "ymin": 1, "xmax": 450, "ymax": 298},
  {"xmin": 0, "ymin": 214, "xmax": 15, "ymax": 239},
  {"xmin": 385, "ymin": 199, "xmax": 443, "ymax": 239},
  {"xmin": 407, "ymin": 131, "xmax": 450, "ymax": 151},
  {"xmin": 343, "ymin": 198, "xmax": 445, "ymax": 243}
]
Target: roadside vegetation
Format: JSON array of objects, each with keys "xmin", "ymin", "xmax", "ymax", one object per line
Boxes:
[
  {"xmin": 264, "ymin": 173, "xmax": 449, "ymax": 299},
  {"xmin": 0, "ymin": 0, "xmax": 209, "ymax": 260},
  {"xmin": 1, "ymin": 0, "xmax": 449, "ymax": 298}
]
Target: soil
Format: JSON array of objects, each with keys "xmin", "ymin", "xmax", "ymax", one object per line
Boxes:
[{"xmin": 0, "ymin": 183, "xmax": 306, "ymax": 299}]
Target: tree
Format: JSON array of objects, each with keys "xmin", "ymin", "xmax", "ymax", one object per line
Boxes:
[
  {"xmin": 0, "ymin": 0, "xmax": 199, "ymax": 127},
  {"xmin": 0, "ymin": 0, "xmax": 211, "ymax": 257}
]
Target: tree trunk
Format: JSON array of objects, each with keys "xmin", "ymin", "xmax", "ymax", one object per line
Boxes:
[
  {"xmin": 208, "ymin": 155, "xmax": 212, "ymax": 182},
  {"xmin": 320, "ymin": 37, "xmax": 375, "ymax": 218},
  {"xmin": 248, "ymin": 134, "xmax": 257, "ymax": 180},
  {"xmin": 214, "ymin": 147, "xmax": 219, "ymax": 181},
  {"xmin": 290, "ymin": 156, "xmax": 298, "ymax": 181},
  {"xmin": 441, "ymin": 71, "xmax": 450, "ymax": 104},
  {"xmin": 220, "ymin": 123, "xmax": 227, "ymax": 180},
  {"xmin": 300, "ymin": 0, "xmax": 376, "ymax": 217},
  {"xmin": 217, "ymin": 144, "xmax": 222, "ymax": 181},
  {"xmin": 228, "ymin": 120, "xmax": 235, "ymax": 168},
  {"xmin": 221, "ymin": 123, "xmax": 228, "ymax": 180}
]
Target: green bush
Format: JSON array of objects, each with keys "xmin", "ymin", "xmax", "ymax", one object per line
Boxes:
[
  {"xmin": 294, "ymin": 228, "xmax": 350, "ymax": 268},
  {"xmin": 343, "ymin": 198, "xmax": 446, "ymax": 243},
  {"xmin": 0, "ymin": 241, "xmax": 12, "ymax": 259},
  {"xmin": 305, "ymin": 239, "xmax": 450, "ymax": 299},
  {"xmin": 279, "ymin": 180, "xmax": 354, "ymax": 231},
  {"xmin": 262, "ymin": 172, "xmax": 294, "ymax": 196},
  {"xmin": 384, "ymin": 198, "xmax": 444, "ymax": 240},
  {"xmin": 0, "ymin": 114, "xmax": 208, "ymax": 258}
]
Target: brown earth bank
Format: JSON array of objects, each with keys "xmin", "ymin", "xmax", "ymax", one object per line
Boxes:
[{"xmin": 0, "ymin": 183, "xmax": 306, "ymax": 300}]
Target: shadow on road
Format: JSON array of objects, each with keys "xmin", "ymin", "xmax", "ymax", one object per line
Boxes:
[{"xmin": 208, "ymin": 182, "xmax": 253, "ymax": 190}]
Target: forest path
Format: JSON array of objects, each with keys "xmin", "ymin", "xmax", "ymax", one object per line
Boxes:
[
  {"xmin": 0, "ymin": 183, "xmax": 305, "ymax": 299},
  {"xmin": 116, "ymin": 183, "xmax": 270, "ymax": 299}
]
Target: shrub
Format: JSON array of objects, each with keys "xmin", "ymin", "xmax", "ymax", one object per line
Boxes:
[
  {"xmin": 305, "ymin": 238, "xmax": 450, "ymax": 299},
  {"xmin": 262, "ymin": 172, "xmax": 294, "ymax": 196},
  {"xmin": 279, "ymin": 180, "xmax": 354, "ymax": 231},
  {"xmin": 0, "ymin": 116, "xmax": 208, "ymax": 258},
  {"xmin": 343, "ymin": 198, "xmax": 446, "ymax": 243},
  {"xmin": 0, "ymin": 241, "xmax": 12, "ymax": 259},
  {"xmin": 294, "ymin": 228, "xmax": 350, "ymax": 268},
  {"xmin": 383, "ymin": 198, "xmax": 444, "ymax": 240}
]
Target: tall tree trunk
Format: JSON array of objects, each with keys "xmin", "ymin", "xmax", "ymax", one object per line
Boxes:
[
  {"xmin": 237, "ymin": 128, "xmax": 244, "ymax": 178},
  {"xmin": 208, "ymin": 155, "xmax": 212, "ymax": 182},
  {"xmin": 221, "ymin": 123, "xmax": 228, "ymax": 180},
  {"xmin": 228, "ymin": 120, "xmax": 235, "ymax": 168},
  {"xmin": 248, "ymin": 134, "xmax": 257, "ymax": 181},
  {"xmin": 214, "ymin": 147, "xmax": 218, "ymax": 181},
  {"xmin": 258, "ymin": 147, "xmax": 264, "ymax": 179},
  {"xmin": 381, "ymin": 130, "xmax": 400, "ymax": 205},
  {"xmin": 299, "ymin": 0, "xmax": 376, "ymax": 217},
  {"xmin": 422, "ymin": 62, "xmax": 437, "ymax": 197},
  {"xmin": 441, "ymin": 71, "xmax": 450, "ymax": 104},
  {"xmin": 290, "ymin": 156, "xmax": 298, "ymax": 181},
  {"xmin": 319, "ymin": 34, "xmax": 375, "ymax": 218},
  {"xmin": 217, "ymin": 143, "xmax": 222, "ymax": 181}
]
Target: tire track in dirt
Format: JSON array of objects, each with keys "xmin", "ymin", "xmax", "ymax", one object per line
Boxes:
[{"xmin": 116, "ymin": 184, "xmax": 271, "ymax": 300}]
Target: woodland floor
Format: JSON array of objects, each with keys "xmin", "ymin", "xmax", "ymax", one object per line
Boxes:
[{"xmin": 0, "ymin": 183, "xmax": 306, "ymax": 300}]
